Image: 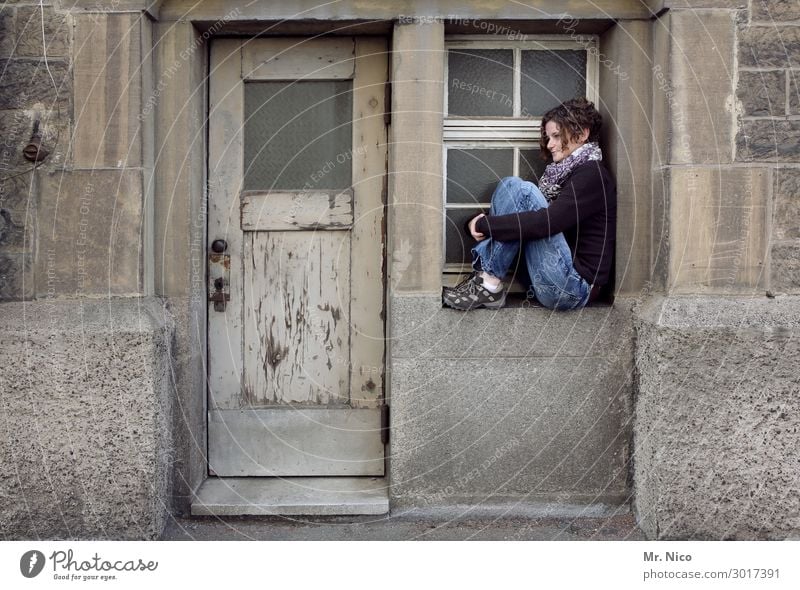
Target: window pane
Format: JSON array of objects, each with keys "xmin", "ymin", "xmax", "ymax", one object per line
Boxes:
[
  {"xmin": 446, "ymin": 149, "xmax": 514, "ymax": 204},
  {"xmin": 448, "ymin": 49, "xmax": 513, "ymax": 116},
  {"xmin": 519, "ymin": 149, "xmax": 547, "ymax": 183},
  {"xmin": 243, "ymin": 81, "xmax": 352, "ymax": 190},
  {"xmin": 445, "ymin": 208, "xmax": 486, "ymax": 265},
  {"xmin": 520, "ymin": 50, "xmax": 587, "ymax": 117}
]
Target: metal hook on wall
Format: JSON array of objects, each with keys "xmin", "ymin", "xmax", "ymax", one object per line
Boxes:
[{"xmin": 23, "ymin": 119, "xmax": 50, "ymax": 163}]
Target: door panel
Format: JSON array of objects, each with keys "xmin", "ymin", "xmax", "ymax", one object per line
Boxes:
[
  {"xmin": 240, "ymin": 190, "xmax": 353, "ymax": 231},
  {"xmin": 243, "ymin": 231, "xmax": 351, "ymax": 406},
  {"xmin": 208, "ymin": 37, "xmax": 387, "ymax": 477},
  {"xmin": 209, "ymin": 409, "xmax": 383, "ymax": 476}
]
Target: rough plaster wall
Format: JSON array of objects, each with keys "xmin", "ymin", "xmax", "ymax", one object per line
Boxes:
[
  {"xmin": 634, "ymin": 297, "xmax": 800, "ymax": 539},
  {"xmin": 0, "ymin": 299, "xmax": 174, "ymax": 540}
]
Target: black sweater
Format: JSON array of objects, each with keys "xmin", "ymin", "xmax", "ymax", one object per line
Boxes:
[{"xmin": 475, "ymin": 161, "xmax": 617, "ymax": 287}]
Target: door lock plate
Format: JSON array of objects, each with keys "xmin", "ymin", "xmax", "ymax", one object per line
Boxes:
[{"xmin": 208, "ymin": 252, "xmax": 231, "ymax": 311}]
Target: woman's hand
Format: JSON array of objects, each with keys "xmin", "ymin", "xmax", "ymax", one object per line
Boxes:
[{"xmin": 468, "ymin": 213, "xmax": 486, "ymax": 241}]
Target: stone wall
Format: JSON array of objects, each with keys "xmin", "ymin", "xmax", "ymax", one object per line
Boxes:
[
  {"xmin": 0, "ymin": 2, "xmax": 71, "ymax": 300},
  {"xmin": 633, "ymin": 1, "xmax": 800, "ymax": 540},
  {"xmin": 0, "ymin": 2, "xmax": 173, "ymax": 540},
  {"xmin": 737, "ymin": 0, "xmax": 800, "ymax": 293}
]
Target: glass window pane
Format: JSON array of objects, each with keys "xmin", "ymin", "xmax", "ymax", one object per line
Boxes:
[
  {"xmin": 448, "ymin": 49, "xmax": 513, "ymax": 116},
  {"xmin": 519, "ymin": 149, "xmax": 547, "ymax": 184},
  {"xmin": 520, "ymin": 50, "xmax": 587, "ymax": 117},
  {"xmin": 243, "ymin": 81, "xmax": 352, "ymax": 190},
  {"xmin": 446, "ymin": 149, "xmax": 514, "ymax": 204},
  {"xmin": 445, "ymin": 208, "xmax": 487, "ymax": 265}
]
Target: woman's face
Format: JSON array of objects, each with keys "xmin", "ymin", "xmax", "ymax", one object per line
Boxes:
[{"xmin": 544, "ymin": 121, "xmax": 589, "ymax": 163}]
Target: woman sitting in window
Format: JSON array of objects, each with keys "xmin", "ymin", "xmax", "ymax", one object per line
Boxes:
[{"xmin": 442, "ymin": 97, "xmax": 616, "ymax": 311}]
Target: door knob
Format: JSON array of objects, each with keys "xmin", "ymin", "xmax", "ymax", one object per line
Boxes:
[{"xmin": 211, "ymin": 239, "xmax": 228, "ymax": 253}]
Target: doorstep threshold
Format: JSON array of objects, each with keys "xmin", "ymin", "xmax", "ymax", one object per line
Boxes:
[{"xmin": 192, "ymin": 476, "xmax": 389, "ymax": 516}]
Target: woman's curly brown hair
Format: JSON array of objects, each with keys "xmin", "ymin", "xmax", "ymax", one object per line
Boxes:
[{"xmin": 539, "ymin": 97, "xmax": 603, "ymax": 162}]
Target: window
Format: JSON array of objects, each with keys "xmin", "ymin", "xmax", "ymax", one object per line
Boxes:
[{"xmin": 443, "ymin": 36, "xmax": 599, "ymax": 275}]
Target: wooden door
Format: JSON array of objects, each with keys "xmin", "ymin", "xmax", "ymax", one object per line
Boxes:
[{"xmin": 207, "ymin": 37, "xmax": 387, "ymax": 476}]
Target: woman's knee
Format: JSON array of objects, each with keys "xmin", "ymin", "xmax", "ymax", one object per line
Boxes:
[{"xmin": 498, "ymin": 176, "xmax": 524, "ymax": 191}]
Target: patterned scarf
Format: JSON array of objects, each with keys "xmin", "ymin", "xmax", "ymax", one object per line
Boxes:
[{"xmin": 538, "ymin": 142, "xmax": 603, "ymax": 202}]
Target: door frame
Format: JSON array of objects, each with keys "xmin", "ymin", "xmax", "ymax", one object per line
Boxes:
[{"xmin": 205, "ymin": 35, "xmax": 390, "ymax": 478}]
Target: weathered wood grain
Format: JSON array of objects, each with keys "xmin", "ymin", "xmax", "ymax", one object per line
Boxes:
[
  {"xmin": 208, "ymin": 38, "xmax": 245, "ymax": 409},
  {"xmin": 241, "ymin": 190, "xmax": 353, "ymax": 231},
  {"xmin": 349, "ymin": 37, "xmax": 388, "ymax": 408},
  {"xmin": 243, "ymin": 231, "xmax": 351, "ymax": 406}
]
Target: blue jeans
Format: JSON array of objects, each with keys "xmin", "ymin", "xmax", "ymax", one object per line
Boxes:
[{"xmin": 471, "ymin": 176, "xmax": 591, "ymax": 311}]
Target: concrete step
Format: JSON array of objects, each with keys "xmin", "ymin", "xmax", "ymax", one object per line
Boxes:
[
  {"xmin": 163, "ymin": 510, "xmax": 645, "ymax": 540},
  {"xmin": 192, "ymin": 477, "xmax": 389, "ymax": 516}
]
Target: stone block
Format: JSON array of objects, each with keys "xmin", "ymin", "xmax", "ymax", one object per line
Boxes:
[
  {"xmin": 738, "ymin": 25, "xmax": 800, "ymax": 68},
  {"xmin": 389, "ymin": 355, "xmax": 631, "ymax": 507},
  {"xmin": 737, "ymin": 119, "xmax": 800, "ymax": 162},
  {"xmin": 670, "ymin": 167, "xmax": 768, "ymax": 293},
  {"xmin": 771, "ymin": 240, "xmax": 800, "ymax": 292},
  {"xmin": 651, "ymin": 168, "xmax": 670, "ymax": 292},
  {"xmin": 752, "ymin": 0, "xmax": 800, "ymax": 22},
  {"xmin": 14, "ymin": 5, "xmax": 70, "ymax": 58},
  {"xmin": 0, "ymin": 165, "xmax": 35, "ymax": 210},
  {"xmin": 737, "ymin": 70, "xmax": 785, "ymax": 116},
  {"xmin": 73, "ymin": 13, "xmax": 143, "ymax": 168},
  {"xmin": 669, "ymin": 10, "xmax": 736, "ymax": 164},
  {"xmin": 634, "ymin": 296, "xmax": 800, "ymax": 539},
  {"xmin": 789, "ymin": 70, "xmax": 800, "ymax": 114},
  {"xmin": 662, "ymin": 0, "xmax": 747, "ymax": 7},
  {"xmin": 0, "ymin": 107, "xmax": 69, "ymax": 171},
  {"xmin": 158, "ymin": 0, "xmax": 653, "ymax": 21},
  {"xmin": 162, "ymin": 296, "xmax": 208, "ymax": 515},
  {"xmin": 390, "ymin": 295, "xmax": 633, "ymax": 360},
  {"xmin": 773, "ymin": 167, "xmax": 800, "ymax": 240},
  {"xmin": 0, "ymin": 207, "xmax": 30, "ymax": 252},
  {"xmin": 0, "ymin": 58, "xmax": 70, "ymax": 111},
  {"xmin": 598, "ymin": 20, "xmax": 653, "ymax": 294},
  {"xmin": 0, "ymin": 252, "xmax": 32, "ymax": 300},
  {"xmin": 0, "ymin": 299, "xmax": 173, "ymax": 539},
  {"xmin": 35, "ymin": 168, "xmax": 144, "ymax": 297},
  {"xmin": 153, "ymin": 21, "xmax": 205, "ymax": 298},
  {"xmin": 388, "ymin": 294, "xmax": 633, "ymax": 508},
  {"xmin": 65, "ymin": 0, "xmax": 161, "ymax": 18},
  {"xmin": 389, "ymin": 22, "xmax": 444, "ymax": 293},
  {"xmin": 0, "ymin": 109, "xmax": 31, "ymax": 171},
  {"xmin": 0, "ymin": 10, "xmax": 15, "ymax": 58},
  {"xmin": 651, "ymin": 11, "xmax": 671, "ymax": 169}
]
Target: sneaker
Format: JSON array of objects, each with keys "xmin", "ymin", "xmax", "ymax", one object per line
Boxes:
[{"xmin": 442, "ymin": 272, "xmax": 506, "ymax": 310}]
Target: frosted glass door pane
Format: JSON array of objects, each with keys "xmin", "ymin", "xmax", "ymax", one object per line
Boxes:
[
  {"xmin": 244, "ymin": 81, "xmax": 352, "ymax": 190},
  {"xmin": 520, "ymin": 50, "xmax": 586, "ymax": 117},
  {"xmin": 448, "ymin": 49, "xmax": 513, "ymax": 116},
  {"xmin": 446, "ymin": 149, "xmax": 514, "ymax": 204}
]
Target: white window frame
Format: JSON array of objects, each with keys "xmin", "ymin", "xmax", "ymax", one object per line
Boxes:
[{"xmin": 443, "ymin": 35, "xmax": 600, "ymax": 274}]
